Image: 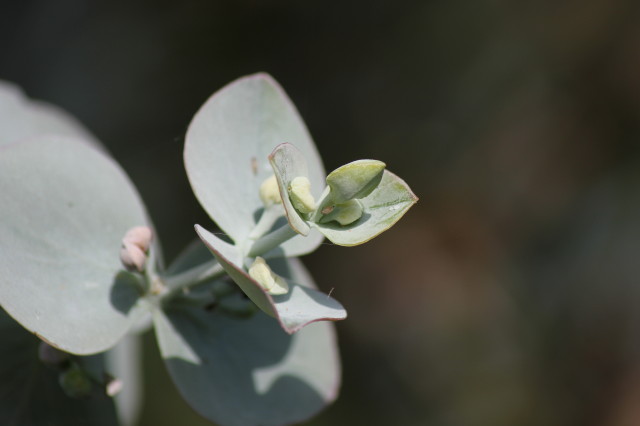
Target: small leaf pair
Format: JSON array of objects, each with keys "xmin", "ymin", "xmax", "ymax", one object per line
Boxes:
[
  {"xmin": 0, "ymin": 72, "xmax": 417, "ymax": 426},
  {"xmin": 270, "ymin": 143, "xmax": 417, "ymax": 246}
]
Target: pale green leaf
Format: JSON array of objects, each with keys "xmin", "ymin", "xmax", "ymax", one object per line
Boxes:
[
  {"xmin": 315, "ymin": 170, "xmax": 418, "ymax": 246},
  {"xmin": 325, "ymin": 159, "xmax": 385, "ymax": 203}
]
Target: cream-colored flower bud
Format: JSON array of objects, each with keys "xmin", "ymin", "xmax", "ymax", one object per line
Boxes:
[
  {"xmin": 120, "ymin": 226, "xmax": 153, "ymax": 272},
  {"xmin": 288, "ymin": 176, "xmax": 316, "ymax": 214},
  {"xmin": 248, "ymin": 256, "xmax": 289, "ymax": 295},
  {"xmin": 259, "ymin": 174, "xmax": 282, "ymax": 206}
]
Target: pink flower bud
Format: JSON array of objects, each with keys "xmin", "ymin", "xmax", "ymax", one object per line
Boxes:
[{"xmin": 120, "ymin": 226, "xmax": 153, "ymax": 272}]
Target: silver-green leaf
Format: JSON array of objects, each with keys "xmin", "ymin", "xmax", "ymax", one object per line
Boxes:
[
  {"xmin": 0, "ymin": 136, "xmax": 151, "ymax": 354},
  {"xmin": 0, "ymin": 80, "xmax": 101, "ymax": 149},
  {"xmin": 153, "ymin": 258, "xmax": 341, "ymax": 426},
  {"xmin": 184, "ymin": 73, "xmax": 325, "ymax": 256},
  {"xmin": 195, "ymin": 225, "xmax": 346, "ymax": 333}
]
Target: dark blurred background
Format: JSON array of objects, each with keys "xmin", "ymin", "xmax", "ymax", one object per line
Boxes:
[{"xmin": 3, "ymin": 1, "xmax": 640, "ymax": 425}]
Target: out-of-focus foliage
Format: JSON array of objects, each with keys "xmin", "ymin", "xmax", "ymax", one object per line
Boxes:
[{"xmin": 3, "ymin": 0, "xmax": 640, "ymax": 425}]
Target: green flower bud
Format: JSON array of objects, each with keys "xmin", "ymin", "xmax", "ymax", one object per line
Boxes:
[
  {"xmin": 288, "ymin": 176, "xmax": 316, "ymax": 214},
  {"xmin": 248, "ymin": 256, "xmax": 289, "ymax": 295}
]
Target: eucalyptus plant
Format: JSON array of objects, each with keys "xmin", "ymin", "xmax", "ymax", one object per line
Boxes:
[{"xmin": 0, "ymin": 74, "xmax": 417, "ymax": 426}]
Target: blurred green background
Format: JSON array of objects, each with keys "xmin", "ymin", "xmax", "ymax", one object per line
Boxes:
[{"xmin": 3, "ymin": 1, "xmax": 640, "ymax": 425}]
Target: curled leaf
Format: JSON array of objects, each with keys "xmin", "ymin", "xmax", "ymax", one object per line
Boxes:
[
  {"xmin": 325, "ymin": 159, "xmax": 385, "ymax": 203},
  {"xmin": 269, "ymin": 143, "xmax": 313, "ymax": 235},
  {"xmin": 314, "ymin": 170, "xmax": 418, "ymax": 246},
  {"xmin": 195, "ymin": 225, "xmax": 346, "ymax": 334}
]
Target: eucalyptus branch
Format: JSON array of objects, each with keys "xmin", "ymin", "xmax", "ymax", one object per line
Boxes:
[
  {"xmin": 248, "ymin": 205, "xmax": 284, "ymax": 240},
  {"xmin": 246, "ymin": 224, "xmax": 298, "ymax": 257},
  {"xmin": 159, "ymin": 260, "xmax": 225, "ymax": 301}
]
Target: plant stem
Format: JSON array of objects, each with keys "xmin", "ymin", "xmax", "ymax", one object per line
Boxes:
[
  {"xmin": 248, "ymin": 205, "xmax": 283, "ymax": 240},
  {"xmin": 159, "ymin": 260, "xmax": 225, "ymax": 301},
  {"xmin": 246, "ymin": 225, "xmax": 297, "ymax": 257},
  {"xmin": 310, "ymin": 186, "xmax": 332, "ymax": 222}
]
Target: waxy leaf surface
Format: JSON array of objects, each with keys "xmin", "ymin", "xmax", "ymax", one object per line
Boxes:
[
  {"xmin": 325, "ymin": 159, "xmax": 385, "ymax": 203},
  {"xmin": 315, "ymin": 170, "xmax": 418, "ymax": 246},
  {"xmin": 184, "ymin": 73, "xmax": 324, "ymax": 255},
  {"xmin": 0, "ymin": 80, "xmax": 100, "ymax": 148},
  {"xmin": 0, "ymin": 137, "xmax": 150, "ymax": 354},
  {"xmin": 154, "ymin": 258, "xmax": 341, "ymax": 426},
  {"xmin": 195, "ymin": 226, "xmax": 346, "ymax": 333}
]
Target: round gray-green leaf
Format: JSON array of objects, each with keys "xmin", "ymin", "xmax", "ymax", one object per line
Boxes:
[
  {"xmin": 184, "ymin": 73, "xmax": 325, "ymax": 255},
  {"xmin": 0, "ymin": 136, "xmax": 151, "ymax": 354},
  {"xmin": 315, "ymin": 170, "xmax": 418, "ymax": 246},
  {"xmin": 153, "ymin": 259, "xmax": 341, "ymax": 426},
  {"xmin": 195, "ymin": 225, "xmax": 346, "ymax": 333}
]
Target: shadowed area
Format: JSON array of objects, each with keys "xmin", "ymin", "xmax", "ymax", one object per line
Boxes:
[
  {"xmin": 109, "ymin": 270, "xmax": 143, "ymax": 315},
  {"xmin": 0, "ymin": 308, "xmax": 118, "ymax": 426},
  {"xmin": 156, "ymin": 303, "xmax": 336, "ymax": 426}
]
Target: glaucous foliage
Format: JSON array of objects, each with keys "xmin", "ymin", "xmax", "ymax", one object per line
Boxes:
[{"xmin": 0, "ymin": 74, "xmax": 416, "ymax": 426}]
